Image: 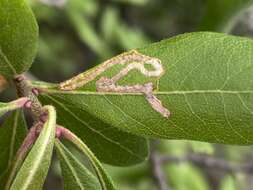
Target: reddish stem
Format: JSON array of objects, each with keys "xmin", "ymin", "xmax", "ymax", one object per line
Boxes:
[{"xmin": 55, "ymin": 125, "xmax": 74, "ymax": 141}]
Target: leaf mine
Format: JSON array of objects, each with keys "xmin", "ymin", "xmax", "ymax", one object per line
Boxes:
[{"xmin": 59, "ymin": 50, "xmax": 170, "ymax": 118}]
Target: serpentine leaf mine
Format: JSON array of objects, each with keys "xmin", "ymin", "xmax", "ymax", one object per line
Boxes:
[{"xmin": 59, "ymin": 50, "xmax": 170, "ymax": 118}]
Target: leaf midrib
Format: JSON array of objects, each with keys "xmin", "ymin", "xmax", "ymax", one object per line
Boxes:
[
  {"xmin": 20, "ymin": 127, "xmax": 52, "ymax": 190},
  {"xmin": 42, "ymin": 89, "xmax": 253, "ymax": 96}
]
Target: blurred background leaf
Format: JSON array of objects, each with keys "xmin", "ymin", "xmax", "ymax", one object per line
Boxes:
[
  {"xmin": 199, "ymin": 0, "xmax": 253, "ymax": 32},
  {"xmin": 219, "ymin": 175, "xmax": 237, "ymax": 190}
]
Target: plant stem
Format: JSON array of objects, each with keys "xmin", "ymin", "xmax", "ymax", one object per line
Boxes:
[
  {"xmin": 4, "ymin": 75, "xmax": 52, "ymax": 189},
  {"xmin": 150, "ymin": 150, "xmax": 170, "ymax": 190},
  {"xmin": 160, "ymin": 153, "xmax": 253, "ymax": 174},
  {"xmin": 14, "ymin": 75, "xmax": 43, "ymax": 120}
]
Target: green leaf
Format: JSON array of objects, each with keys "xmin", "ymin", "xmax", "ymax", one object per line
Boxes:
[
  {"xmin": 0, "ymin": 110, "xmax": 27, "ymax": 190},
  {"xmin": 199, "ymin": 0, "xmax": 253, "ymax": 32},
  {"xmin": 0, "ymin": 0, "xmax": 38, "ymax": 78},
  {"xmin": 65, "ymin": 1, "xmax": 112, "ymax": 58},
  {"xmin": 57, "ymin": 130, "xmax": 116, "ymax": 190},
  {"xmin": 38, "ymin": 94, "xmax": 149, "ymax": 166},
  {"xmin": 33, "ymin": 32, "xmax": 253, "ymax": 145},
  {"xmin": 101, "ymin": 6, "xmax": 119, "ymax": 43},
  {"xmin": 189, "ymin": 142, "xmax": 214, "ymax": 155},
  {"xmin": 101, "ymin": 6, "xmax": 150, "ymax": 50},
  {"xmin": 55, "ymin": 140, "xmax": 102, "ymax": 190},
  {"xmin": 0, "ymin": 98, "xmax": 29, "ymax": 117},
  {"xmin": 220, "ymin": 175, "xmax": 237, "ymax": 190},
  {"xmin": 10, "ymin": 106, "xmax": 56, "ymax": 190},
  {"xmin": 166, "ymin": 164, "xmax": 209, "ymax": 190}
]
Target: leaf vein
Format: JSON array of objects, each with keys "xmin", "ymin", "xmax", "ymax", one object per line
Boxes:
[
  {"xmin": 46, "ymin": 95, "xmax": 144, "ymax": 160},
  {"xmin": 220, "ymin": 93, "xmax": 249, "ymax": 143}
]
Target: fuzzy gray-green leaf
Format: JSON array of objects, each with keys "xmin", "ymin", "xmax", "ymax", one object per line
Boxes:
[{"xmin": 10, "ymin": 106, "xmax": 56, "ymax": 190}]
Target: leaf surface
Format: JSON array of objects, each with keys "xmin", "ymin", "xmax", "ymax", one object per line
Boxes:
[
  {"xmin": 58, "ymin": 131, "xmax": 116, "ymax": 190},
  {"xmin": 55, "ymin": 140, "xmax": 102, "ymax": 190},
  {"xmin": 39, "ymin": 94, "xmax": 149, "ymax": 166},
  {"xmin": 0, "ymin": 0, "xmax": 38, "ymax": 78},
  {"xmin": 33, "ymin": 32, "xmax": 253, "ymax": 145},
  {"xmin": 0, "ymin": 111, "xmax": 27, "ymax": 190},
  {"xmin": 220, "ymin": 175, "xmax": 237, "ymax": 190},
  {"xmin": 10, "ymin": 106, "xmax": 56, "ymax": 190}
]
